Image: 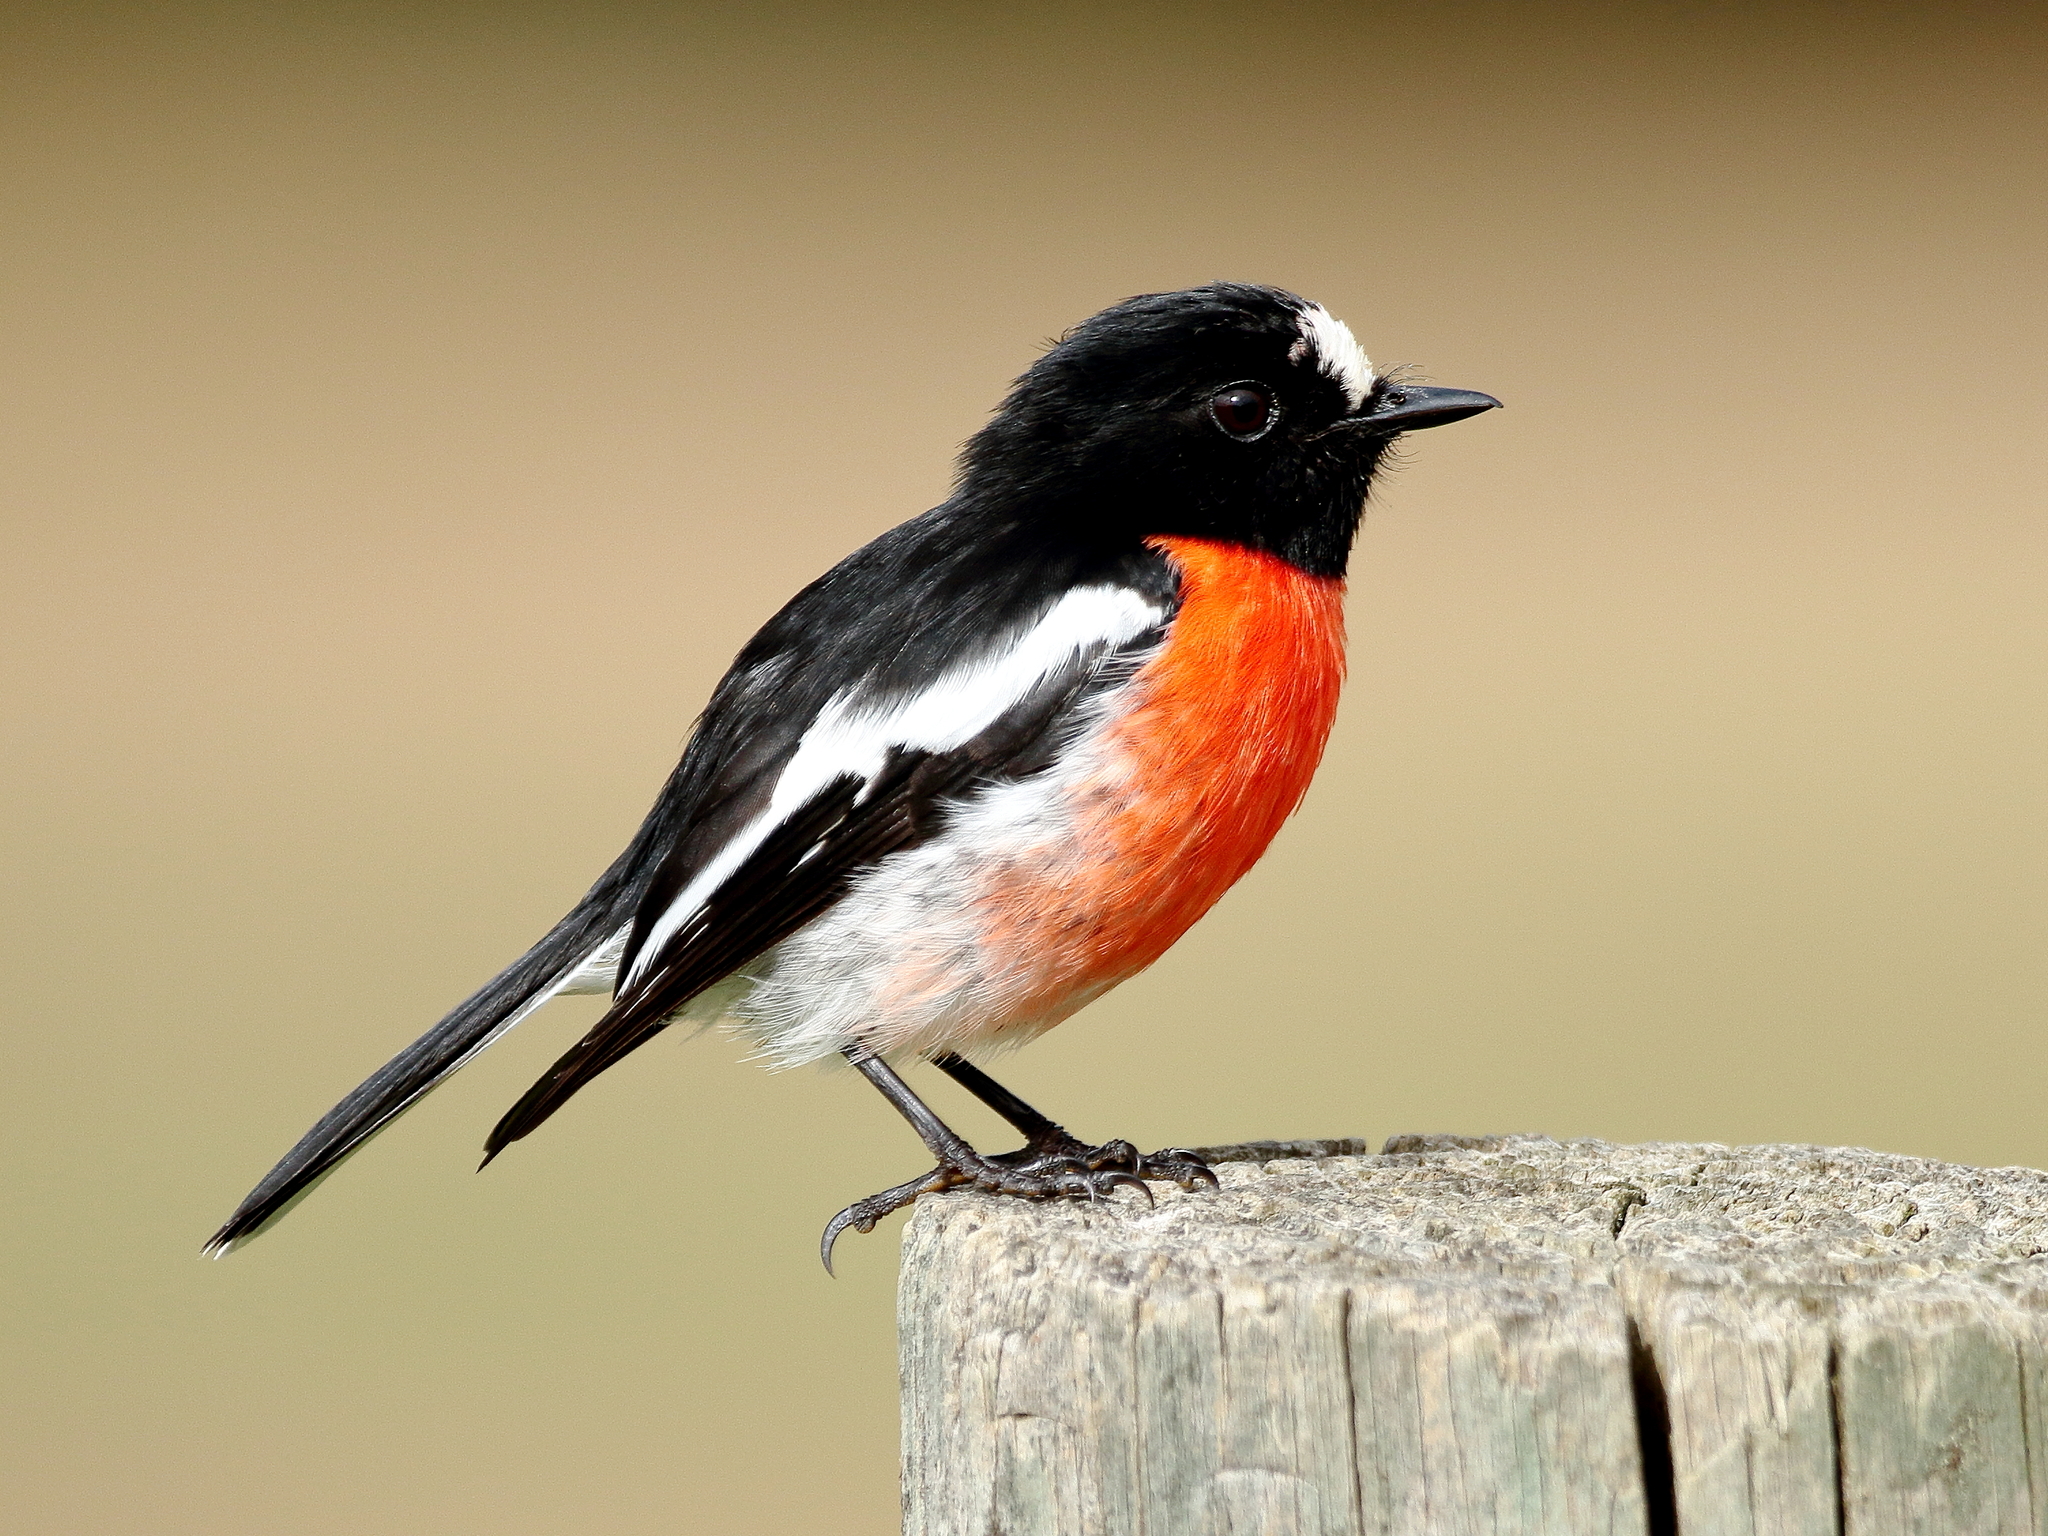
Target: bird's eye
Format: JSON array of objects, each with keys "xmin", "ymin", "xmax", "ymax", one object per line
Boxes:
[{"xmin": 1209, "ymin": 383, "xmax": 1274, "ymax": 438}]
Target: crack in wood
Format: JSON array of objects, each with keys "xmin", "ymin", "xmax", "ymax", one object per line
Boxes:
[{"xmin": 1629, "ymin": 1318, "xmax": 1679, "ymax": 1536}]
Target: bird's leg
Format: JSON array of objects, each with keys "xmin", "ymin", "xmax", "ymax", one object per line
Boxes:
[
  {"xmin": 930, "ymin": 1052, "xmax": 1220, "ymax": 1192},
  {"xmin": 821, "ymin": 1047, "xmax": 1155, "ymax": 1273},
  {"xmin": 927, "ymin": 1052, "xmax": 1073, "ymax": 1148}
]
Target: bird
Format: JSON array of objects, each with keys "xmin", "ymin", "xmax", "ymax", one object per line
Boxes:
[{"xmin": 204, "ymin": 282, "xmax": 1498, "ymax": 1270}]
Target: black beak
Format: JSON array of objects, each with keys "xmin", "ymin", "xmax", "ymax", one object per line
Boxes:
[{"xmin": 1348, "ymin": 385, "xmax": 1501, "ymax": 434}]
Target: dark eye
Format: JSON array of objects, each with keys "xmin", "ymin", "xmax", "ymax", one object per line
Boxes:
[{"xmin": 1209, "ymin": 383, "xmax": 1274, "ymax": 438}]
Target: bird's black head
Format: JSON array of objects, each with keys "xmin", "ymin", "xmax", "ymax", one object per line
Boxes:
[{"xmin": 958, "ymin": 282, "xmax": 1498, "ymax": 579}]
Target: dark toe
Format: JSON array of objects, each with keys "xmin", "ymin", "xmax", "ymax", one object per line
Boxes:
[
  {"xmin": 1137, "ymin": 1147, "xmax": 1221, "ymax": 1190},
  {"xmin": 1084, "ymin": 1139, "xmax": 1141, "ymax": 1172},
  {"xmin": 820, "ymin": 1167, "xmax": 952, "ymax": 1275}
]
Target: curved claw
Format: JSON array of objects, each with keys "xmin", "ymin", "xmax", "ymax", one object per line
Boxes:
[
  {"xmin": 818, "ymin": 1204, "xmax": 870, "ymax": 1278},
  {"xmin": 1101, "ymin": 1170, "xmax": 1155, "ymax": 1206},
  {"xmin": 820, "ymin": 1168, "xmax": 944, "ymax": 1276},
  {"xmin": 1049, "ymin": 1167, "xmax": 1098, "ymax": 1201}
]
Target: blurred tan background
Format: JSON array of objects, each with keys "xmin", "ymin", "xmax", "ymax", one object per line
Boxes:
[{"xmin": 3, "ymin": 1, "xmax": 2043, "ymax": 1530}]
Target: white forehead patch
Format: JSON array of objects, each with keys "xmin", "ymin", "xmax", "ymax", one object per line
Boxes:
[{"xmin": 1288, "ymin": 303, "xmax": 1373, "ymax": 412}]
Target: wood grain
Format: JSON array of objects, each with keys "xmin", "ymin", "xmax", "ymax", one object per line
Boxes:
[{"xmin": 898, "ymin": 1135, "xmax": 2048, "ymax": 1535}]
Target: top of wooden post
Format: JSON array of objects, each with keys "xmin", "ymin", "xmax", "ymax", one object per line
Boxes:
[{"xmin": 907, "ymin": 1133, "xmax": 2048, "ymax": 1289}]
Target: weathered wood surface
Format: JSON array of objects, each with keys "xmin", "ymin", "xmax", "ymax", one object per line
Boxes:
[{"xmin": 898, "ymin": 1134, "xmax": 2048, "ymax": 1536}]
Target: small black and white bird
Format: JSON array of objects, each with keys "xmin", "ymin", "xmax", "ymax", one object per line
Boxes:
[{"xmin": 205, "ymin": 283, "xmax": 1497, "ymax": 1267}]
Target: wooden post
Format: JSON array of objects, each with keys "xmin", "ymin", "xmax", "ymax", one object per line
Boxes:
[{"xmin": 898, "ymin": 1133, "xmax": 2048, "ymax": 1535}]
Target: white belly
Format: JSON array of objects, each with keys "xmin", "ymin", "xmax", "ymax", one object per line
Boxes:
[{"xmin": 707, "ymin": 702, "xmax": 1134, "ymax": 1068}]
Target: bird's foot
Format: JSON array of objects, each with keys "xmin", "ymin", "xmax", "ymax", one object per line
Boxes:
[
  {"xmin": 994, "ymin": 1133, "xmax": 1220, "ymax": 1193},
  {"xmin": 819, "ymin": 1136, "xmax": 1218, "ymax": 1273},
  {"xmin": 1127, "ymin": 1143, "xmax": 1223, "ymax": 1191}
]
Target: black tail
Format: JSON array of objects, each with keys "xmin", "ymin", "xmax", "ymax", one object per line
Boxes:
[{"xmin": 202, "ymin": 880, "xmax": 633, "ymax": 1256}]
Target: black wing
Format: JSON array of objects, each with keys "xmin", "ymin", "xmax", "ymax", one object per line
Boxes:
[{"xmin": 482, "ymin": 539, "xmax": 1178, "ymax": 1157}]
